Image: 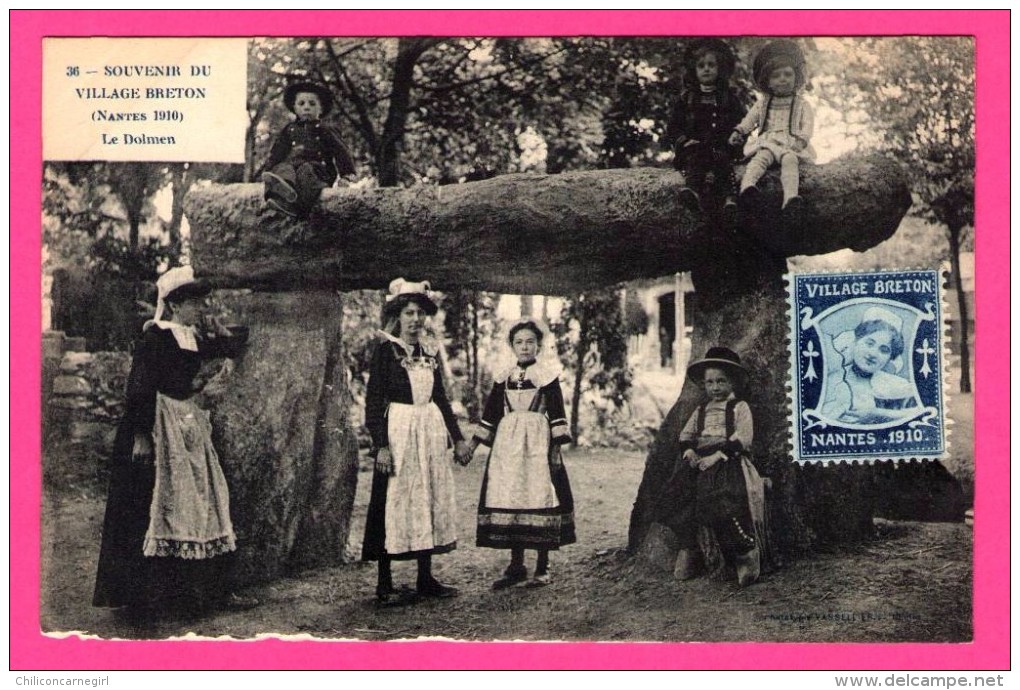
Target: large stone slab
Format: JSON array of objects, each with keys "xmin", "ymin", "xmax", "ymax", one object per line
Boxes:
[{"xmin": 186, "ymin": 156, "xmax": 910, "ymax": 294}]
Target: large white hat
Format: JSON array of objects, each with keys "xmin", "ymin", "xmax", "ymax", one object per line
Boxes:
[{"xmin": 382, "ymin": 277, "xmax": 438, "ymax": 318}]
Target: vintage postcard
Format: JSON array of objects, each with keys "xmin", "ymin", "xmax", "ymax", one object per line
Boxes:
[{"xmin": 13, "ymin": 11, "xmax": 1009, "ymax": 672}]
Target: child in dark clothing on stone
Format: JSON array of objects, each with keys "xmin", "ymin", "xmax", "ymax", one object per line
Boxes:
[
  {"xmin": 664, "ymin": 38, "xmax": 747, "ymax": 223},
  {"xmin": 262, "ymin": 80, "xmax": 355, "ymax": 219}
]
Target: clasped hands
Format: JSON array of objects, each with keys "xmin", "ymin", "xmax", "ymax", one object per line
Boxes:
[
  {"xmin": 682, "ymin": 448, "xmax": 724, "ymax": 472},
  {"xmin": 201, "ymin": 314, "xmax": 233, "ymax": 338},
  {"xmin": 374, "ymin": 440, "xmax": 476, "ymax": 475}
]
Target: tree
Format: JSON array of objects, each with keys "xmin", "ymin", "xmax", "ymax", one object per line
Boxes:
[
  {"xmin": 554, "ymin": 288, "xmax": 633, "ymax": 445},
  {"xmin": 443, "ymin": 290, "xmax": 498, "ymax": 419},
  {"xmin": 820, "ymin": 37, "xmax": 975, "ymax": 392}
]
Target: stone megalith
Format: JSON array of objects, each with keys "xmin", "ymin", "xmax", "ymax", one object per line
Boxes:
[{"xmin": 184, "ymin": 154, "xmax": 911, "ymax": 584}]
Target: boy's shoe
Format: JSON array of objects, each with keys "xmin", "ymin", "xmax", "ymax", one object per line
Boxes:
[
  {"xmin": 739, "ymin": 185, "xmax": 760, "ymax": 208},
  {"xmin": 735, "ymin": 547, "xmax": 761, "ymax": 588},
  {"xmin": 783, "ymin": 195, "xmax": 805, "ymax": 227},
  {"xmin": 265, "ymin": 198, "xmax": 298, "ymax": 218},
  {"xmin": 678, "ymin": 187, "xmax": 702, "ymax": 213},
  {"xmin": 525, "ymin": 572, "xmax": 551, "ymax": 588},
  {"xmin": 417, "ymin": 577, "xmax": 459, "ymax": 599},
  {"xmin": 723, "ymin": 196, "xmax": 739, "ymax": 229},
  {"xmin": 492, "ymin": 565, "xmax": 529, "ymax": 591},
  {"xmin": 263, "ymin": 172, "xmax": 298, "ymax": 203},
  {"xmin": 673, "ymin": 548, "xmax": 700, "ymax": 581},
  {"xmin": 375, "ymin": 585, "xmax": 419, "ymax": 608}
]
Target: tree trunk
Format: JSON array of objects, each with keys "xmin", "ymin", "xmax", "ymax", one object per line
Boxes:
[
  {"xmin": 186, "ymin": 156, "xmax": 911, "ymax": 294},
  {"xmin": 244, "ymin": 121, "xmax": 257, "ymax": 183},
  {"xmin": 167, "ymin": 164, "xmax": 190, "ymax": 256},
  {"xmin": 947, "ymin": 224, "xmax": 971, "ymax": 393},
  {"xmin": 569, "ymin": 302, "xmax": 589, "ymax": 447},
  {"xmin": 127, "ymin": 214, "xmax": 140, "ymax": 252},
  {"xmin": 376, "ymin": 38, "xmax": 434, "ymax": 188},
  {"xmin": 520, "ymin": 295, "xmax": 534, "ymax": 318}
]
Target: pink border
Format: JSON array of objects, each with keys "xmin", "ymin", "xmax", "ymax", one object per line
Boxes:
[{"xmin": 12, "ymin": 10, "xmax": 1009, "ymax": 670}]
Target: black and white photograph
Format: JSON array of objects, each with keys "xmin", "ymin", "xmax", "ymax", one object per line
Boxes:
[{"xmin": 39, "ymin": 32, "xmax": 976, "ymax": 647}]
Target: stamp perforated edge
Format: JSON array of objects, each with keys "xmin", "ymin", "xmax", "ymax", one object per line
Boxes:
[{"xmin": 783, "ymin": 265, "xmax": 953, "ymax": 466}]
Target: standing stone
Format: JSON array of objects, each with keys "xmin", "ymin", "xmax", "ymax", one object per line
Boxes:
[{"xmin": 205, "ymin": 290, "xmax": 360, "ymax": 585}]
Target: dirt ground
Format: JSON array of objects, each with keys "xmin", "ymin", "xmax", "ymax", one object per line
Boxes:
[{"xmin": 40, "ymin": 447, "xmax": 972, "ymax": 643}]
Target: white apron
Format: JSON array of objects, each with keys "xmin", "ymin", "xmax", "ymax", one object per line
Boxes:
[
  {"xmin": 383, "ymin": 365, "xmax": 458, "ymax": 554},
  {"xmin": 484, "ymin": 388, "xmax": 558, "ymax": 510},
  {"xmin": 143, "ymin": 393, "xmax": 237, "ymax": 559}
]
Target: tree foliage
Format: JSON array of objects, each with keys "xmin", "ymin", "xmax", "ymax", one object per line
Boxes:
[
  {"xmin": 554, "ymin": 288, "xmax": 633, "ymax": 445},
  {"xmin": 442, "ymin": 290, "xmax": 499, "ymax": 420},
  {"xmin": 817, "ymin": 37, "xmax": 974, "ymax": 391}
]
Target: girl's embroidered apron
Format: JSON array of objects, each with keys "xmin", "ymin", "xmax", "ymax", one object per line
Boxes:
[
  {"xmin": 144, "ymin": 393, "xmax": 237, "ymax": 559},
  {"xmin": 485, "ymin": 388, "xmax": 558, "ymax": 510},
  {"xmin": 383, "ymin": 364, "xmax": 457, "ymax": 554}
]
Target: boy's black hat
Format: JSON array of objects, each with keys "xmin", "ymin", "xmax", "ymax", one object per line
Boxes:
[
  {"xmin": 684, "ymin": 37, "xmax": 737, "ymax": 83},
  {"xmin": 752, "ymin": 39, "xmax": 807, "ymax": 93},
  {"xmin": 687, "ymin": 346, "xmax": 747, "ymax": 383},
  {"xmin": 283, "ymin": 80, "xmax": 334, "ymax": 116}
]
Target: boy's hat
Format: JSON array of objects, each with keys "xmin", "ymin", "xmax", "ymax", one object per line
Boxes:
[
  {"xmin": 283, "ymin": 80, "xmax": 334, "ymax": 116},
  {"xmin": 687, "ymin": 346, "xmax": 747, "ymax": 382},
  {"xmin": 381, "ymin": 277, "xmax": 438, "ymax": 320},
  {"xmin": 752, "ymin": 39, "xmax": 806, "ymax": 92},
  {"xmin": 684, "ymin": 37, "xmax": 736, "ymax": 83}
]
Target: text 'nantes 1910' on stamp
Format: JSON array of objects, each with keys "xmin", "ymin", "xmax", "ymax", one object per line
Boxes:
[{"xmin": 789, "ymin": 269, "xmax": 948, "ymax": 464}]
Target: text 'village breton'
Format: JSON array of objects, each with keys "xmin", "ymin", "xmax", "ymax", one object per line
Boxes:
[{"xmin": 65, "ymin": 64, "xmax": 215, "ymax": 146}]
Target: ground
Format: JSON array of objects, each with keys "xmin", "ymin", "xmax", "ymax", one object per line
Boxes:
[{"xmin": 41, "ymin": 446, "xmax": 971, "ymax": 643}]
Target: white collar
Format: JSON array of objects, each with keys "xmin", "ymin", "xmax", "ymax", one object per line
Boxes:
[
  {"xmin": 495, "ymin": 360, "xmax": 562, "ymax": 388},
  {"xmin": 377, "ymin": 329, "xmax": 437, "ymax": 357}
]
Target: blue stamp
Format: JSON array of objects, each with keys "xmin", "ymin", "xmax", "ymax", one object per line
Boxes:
[{"xmin": 789, "ymin": 269, "xmax": 947, "ymax": 463}]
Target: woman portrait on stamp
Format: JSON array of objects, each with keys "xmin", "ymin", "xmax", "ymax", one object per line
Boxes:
[
  {"xmin": 822, "ymin": 306, "xmax": 920, "ymax": 425},
  {"xmin": 361, "ymin": 278, "xmax": 471, "ymax": 607},
  {"xmin": 92, "ymin": 266, "xmax": 255, "ymax": 619}
]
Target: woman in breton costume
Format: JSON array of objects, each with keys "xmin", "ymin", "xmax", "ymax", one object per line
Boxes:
[
  {"xmin": 465, "ymin": 319, "xmax": 576, "ymax": 590},
  {"xmin": 93, "ymin": 266, "xmax": 255, "ymax": 618},
  {"xmin": 361, "ymin": 278, "xmax": 470, "ymax": 607},
  {"xmin": 822, "ymin": 306, "xmax": 919, "ymax": 425}
]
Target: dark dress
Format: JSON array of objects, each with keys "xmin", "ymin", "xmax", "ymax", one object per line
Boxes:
[
  {"xmin": 264, "ymin": 119, "xmax": 355, "ymax": 215},
  {"xmin": 473, "ymin": 363, "xmax": 576, "ymax": 550},
  {"xmin": 664, "ymin": 87, "xmax": 746, "ymax": 201},
  {"xmin": 92, "ymin": 324, "xmax": 246, "ymax": 611},
  {"xmin": 361, "ymin": 337, "xmax": 464, "ymax": 561},
  {"xmin": 653, "ymin": 396, "xmax": 758, "ymax": 559}
]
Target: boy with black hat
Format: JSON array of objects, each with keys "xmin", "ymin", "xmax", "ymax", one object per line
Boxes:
[{"xmin": 263, "ymin": 79, "xmax": 356, "ymax": 219}]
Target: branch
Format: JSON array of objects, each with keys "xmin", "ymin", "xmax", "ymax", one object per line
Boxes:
[
  {"xmin": 324, "ymin": 39, "xmax": 379, "ymax": 150},
  {"xmin": 415, "ymin": 44, "xmax": 570, "ymax": 97}
]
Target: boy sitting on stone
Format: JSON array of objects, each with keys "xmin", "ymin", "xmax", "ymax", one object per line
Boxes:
[{"xmin": 262, "ymin": 80, "xmax": 355, "ymax": 219}]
